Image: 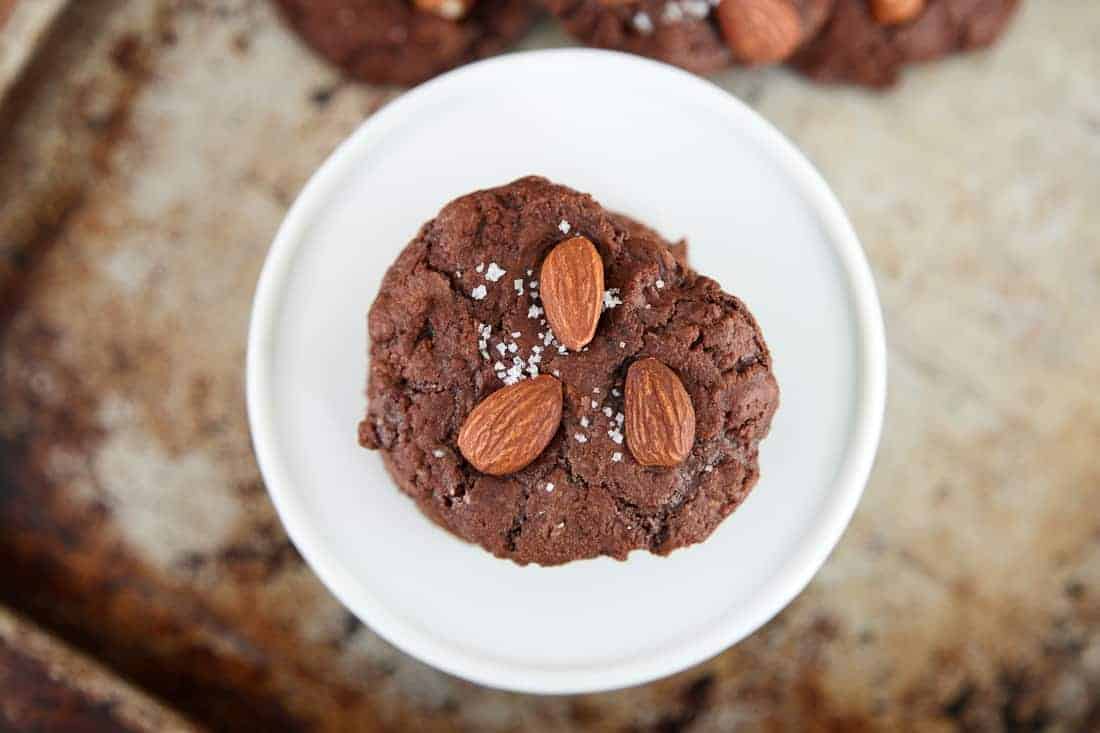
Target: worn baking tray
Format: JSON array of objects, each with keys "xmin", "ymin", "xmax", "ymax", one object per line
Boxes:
[{"xmin": 1, "ymin": 0, "xmax": 1097, "ymax": 731}]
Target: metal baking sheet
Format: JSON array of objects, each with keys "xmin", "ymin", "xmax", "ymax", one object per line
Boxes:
[{"xmin": 0, "ymin": 0, "xmax": 1097, "ymax": 730}]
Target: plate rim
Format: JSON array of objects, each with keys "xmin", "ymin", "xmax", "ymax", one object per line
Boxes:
[{"xmin": 246, "ymin": 48, "xmax": 887, "ymax": 695}]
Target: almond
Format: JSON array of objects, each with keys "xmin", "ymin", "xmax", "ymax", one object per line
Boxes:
[
  {"xmin": 870, "ymin": 0, "xmax": 925, "ymax": 25},
  {"xmin": 716, "ymin": 0, "xmax": 802, "ymax": 65},
  {"xmin": 540, "ymin": 236, "xmax": 605, "ymax": 351},
  {"xmin": 458, "ymin": 375, "xmax": 563, "ymax": 475},
  {"xmin": 413, "ymin": 0, "xmax": 474, "ymax": 20},
  {"xmin": 625, "ymin": 358, "xmax": 695, "ymax": 468}
]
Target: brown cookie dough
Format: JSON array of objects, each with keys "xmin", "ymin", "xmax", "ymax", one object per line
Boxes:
[
  {"xmin": 542, "ymin": 0, "xmax": 831, "ymax": 74},
  {"xmin": 359, "ymin": 176, "xmax": 779, "ymax": 566},
  {"xmin": 791, "ymin": 0, "xmax": 1020, "ymax": 88},
  {"xmin": 274, "ymin": 0, "xmax": 538, "ymax": 87}
]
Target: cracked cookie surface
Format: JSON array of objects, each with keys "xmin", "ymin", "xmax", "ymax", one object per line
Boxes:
[
  {"xmin": 274, "ymin": 0, "xmax": 537, "ymax": 86},
  {"xmin": 791, "ymin": 0, "xmax": 1020, "ymax": 88},
  {"xmin": 358, "ymin": 176, "xmax": 779, "ymax": 565}
]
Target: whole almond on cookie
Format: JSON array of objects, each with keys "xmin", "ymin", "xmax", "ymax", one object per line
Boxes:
[
  {"xmin": 625, "ymin": 358, "xmax": 696, "ymax": 468},
  {"xmin": 716, "ymin": 0, "xmax": 802, "ymax": 65},
  {"xmin": 540, "ymin": 235, "xmax": 605, "ymax": 352},
  {"xmin": 458, "ymin": 375, "xmax": 563, "ymax": 475},
  {"xmin": 870, "ymin": 0, "xmax": 925, "ymax": 25}
]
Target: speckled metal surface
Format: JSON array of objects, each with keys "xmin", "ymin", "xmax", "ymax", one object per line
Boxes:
[{"xmin": 0, "ymin": 1, "xmax": 1097, "ymax": 731}]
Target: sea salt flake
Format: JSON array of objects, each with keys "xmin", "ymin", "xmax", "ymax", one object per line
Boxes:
[
  {"xmin": 476, "ymin": 263, "xmax": 485, "ymax": 273},
  {"xmin": 574, "ymin": 433, "xmax": 588, "ymax": 443},
  {"xmin": 612, "ymin": 388, "xmax": 621, "ymax": 397},
  {"xmin": 603, "ymin": 288, "xmax": 622, "ymax": 310},
  {"xmin": 552, "ymin": 370, "xmax": 560, "ymax": 377},
  {"xmin": 528, "ymin": 305, "xmax": 544, "ymax": 319},
  {"xmin": 471, "ymin": 285, "xmax": 487, "ymax": 300},
  {"xmin": 615, "ymin": 412, "xmax": 624, "ymax": 425},
  {"xmin": 433, "ymin": 449, "xmax": 445, "ymax": 458},
  {"xmin": 559, "ymin": 219, "xmax": 571, "ymax": 234},
  {"xmin": 704, "ymin": 465, "xmax": 714, "ymax": 473},
  {"xmin": 682, "ymin": 0, "xmax": 709, "ymax": 16},
  {"xmin": 591, "ymin": 400, "xmax": 599, "ymax": 409},
  {"xmin": 530, "ymin": 280, "xmax": 539, "ymax": 289},
  {"xmin": 511, "ymin": 331, "xmax": 521, "ymax": 338},
  {"xmin": 532, "ymin": 345, "xmax": 543, "ymax": 354},
  {"xmin": 656, "ymin": 279, "xmax": 665, "ymax": 289},
  {"xmin": 633, "ymin": 11, "xmax": 654, "ymax": 33},
  {"xmin": 508, "ymin": 342, "xmax": 518, "ymax": 353},
  {"xmin": 558, "ymin": 345, "xmax": 568, "ymax": 354},
  {"xmin": 603, "ymin": 407, "xmax": 613, "ymax": 417},
  {"xmin": 612, "ymin": 452, "xmax": 623, "ymax": 463},
  {"xmin": 662, "ymin": 2, "xmax": 683, "ymax": 21},
  {"xmin": 527, "ymin": 364, "xmax": 539, "ymax": 377},
  {"xmin": 514, "ymin": 279, "xmax": 524, "ymax": 294},
  {"xmin": 485, "ymin": 262, "xmax": 506, "ymax": 282},
  {"xmin": 580, "ymin": 417, "xmax": 590, "ymax": 428},
  {"xmin": 526, "ymin": 269, "xmax": 533, "ymax": 276},
  {"xmin": 494, "ymin": 361, "xmax": 505, "ymax": 370},
  {"xmin": 496, "ymin": 343, "xmax": 507, "ymax": 355},
  {"xmin": 619, "ymin": 341, "xmax": 626, "ymax": 349},
  {"xmin": 545, "ymin": 483, "xmax": 555, "ymax": 492}
]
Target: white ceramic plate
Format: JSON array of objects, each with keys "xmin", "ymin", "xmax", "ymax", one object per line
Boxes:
[{"xmin": 247, "ymin": 49, "xmax": 886, "ymax": 695}]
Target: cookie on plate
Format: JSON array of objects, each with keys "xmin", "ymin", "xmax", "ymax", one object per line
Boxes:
[
  {"xmin": 274, "ymin": 0, "xmax": 537, "ymax": 86},
  {"xmin": 542, "ymin": 0, "xmax": 832, "ymax": 74},
  {"xmin": 791, "ymin": 0, "xmax": 1021, "ymax": 88},
  {"xmin": 359, "ymin": 176, "xmax": 779, "ymax": 566}
]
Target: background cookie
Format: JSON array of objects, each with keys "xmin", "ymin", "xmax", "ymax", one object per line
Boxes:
[
  {"xmin": 543, "ymin": 0, "xmax": 832, "ymax": 74},
  {"xmin": 791, "ymin": 0, "xmax": 1021, "ymax": 87},
  {"xmin": 359, "ymin": 177, "xmax": 779, "ymax": 566},
  {"xmin": 274, "ymin": 0, "xmax": 538, "ymax": 86}
]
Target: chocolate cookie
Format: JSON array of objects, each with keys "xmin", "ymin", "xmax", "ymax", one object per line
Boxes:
[
  {"xmin": 274, "ymin": 0, "xmax": 537, "ymax": 86},
  {"xmin": 359, "ymin": 176, "xmax": 779, "ymax": 566},
  {"xmin": 542, "ymin": 0, "xmax": 832, "ymax": 74},
  {"xmin": 791, "ymin": 0, "xmax": 1020, "ymax": 88}
]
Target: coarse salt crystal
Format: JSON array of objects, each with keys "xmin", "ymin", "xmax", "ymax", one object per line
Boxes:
[
  {"xmin": 619, "ymin": 341, "xmax": 626, "ymax": 349},
  {"xmin": 552, "ymin": 370, "xmax": 560, "ymax": 377},
  {"xmin": 559, "ymin": 219, "xmax": 571, "ymax": 234},
  {"xmin": 662, "ymin": 2, "xmax": 683, "ymax": 21},
  {"xmin": 612, "ymin": 452, "xmax": 623, "ymax": 463},
  {"xmin": 546, "ymin": 482, "xmax": 555, "ymax": 492},
  {"xmin": 511, "ymin": 331, "xmax": 521, "ymax": 338},
  {"xmin": 591, "ymin": 400, "xmax": 598, "ymax": 409},
  {"xmin": 476, "ymin": 263, "xmax": 485, "ymax": 273},
  {"xmin": 528, "ymin": 305, "xmax": 544, "ymax": 319},
  {"xmin": 612, "ymin": 388, "xmax": 621, "ymax": 397},
  {"xmin": 558, "ymin": 345, "xmax": 567, "ymax": 354},
  {"xmin": 471, "ymin": 285, "xmax": 487, "ymax": 300},
  {"xmin": 496, "ymin": 343, "xmax": 507, "ymax": 355},
  {"xmin": 575, "ymin": 433, "xmax": 588, "ymax": 443},
  {"xmin": 633, "ymin": 11, "xmax": 654, "ymax": 33},
  {"xmin": 508, "ymin": 342, "xmax": 518, "ymax": 353},
  {"xmin": 656, "ymin": 279, "xmax": 665, "ymax": 289},
  {"xmin": 514, "ymin": 279, "xmax": 524, "ymax": 294},
  {"xmin": 603, "ymin": 407, "xmax": 613, "ymax": 417},
  {"xmin": 580, "ymin": 417, "xmax": 590, "ymax": 428},
  {"xmin": 526, "ymin": 269, "xmax": 533, "ymax": 276},
  {"xmin": 433, "ymin": 449, "xmax": 445, "ymax": 458},
  {"xmin": 485, "ymin": 262, "xmax": 506, "ymax": 282},
  {"xmin": 704, "ymin": 465, "xmax": 714, "ymax": 473},
  {"xmin": 603, "ymin": 288, "xmax": 622, "ymax": 310}
]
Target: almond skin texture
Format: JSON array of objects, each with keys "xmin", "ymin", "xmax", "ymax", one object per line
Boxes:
[
  {"xmin": 716, "ymin": 0, "xmax": 802, "ymax": 65},
  {"xmin": 540, "ymin": 236, "xmax": 605, "ymax": 352},
  {"xmin": 870, "ymin": 0, "xmax": 925, "ymax": 25},
  {"xmin": 458, "ymin": 375, "xmax": 563, "ymax": 475},
  {"xmin": 625, "ymin": 358, "xmax": 696, "ymax": 468}
]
